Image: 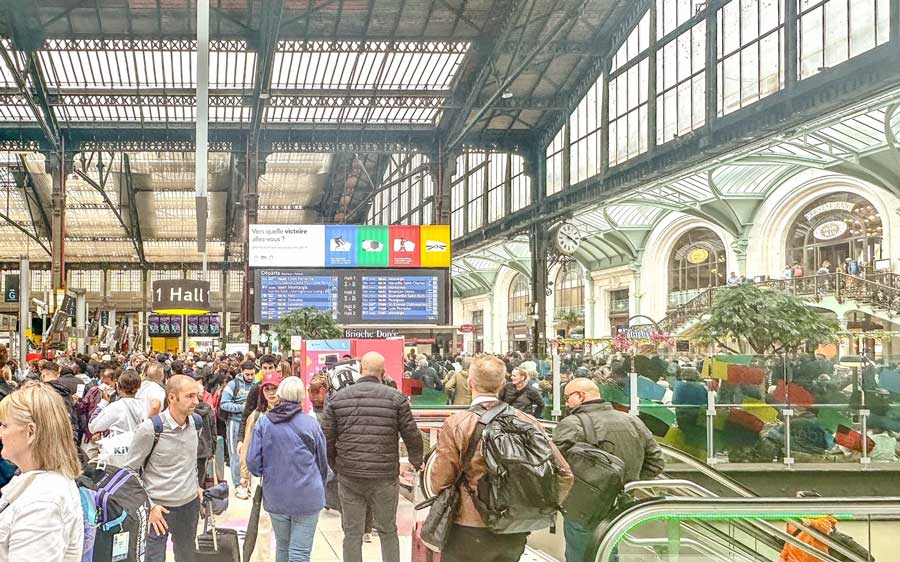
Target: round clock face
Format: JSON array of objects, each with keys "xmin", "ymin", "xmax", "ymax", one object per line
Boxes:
[{"xmin": 554, "ymin": 222, "xmax": 581, "ymax": 255}]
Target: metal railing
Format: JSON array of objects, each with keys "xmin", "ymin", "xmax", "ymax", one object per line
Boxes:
[{"xmin": 659, "ymin": 272, "xmax": 900, "ymax": 333}]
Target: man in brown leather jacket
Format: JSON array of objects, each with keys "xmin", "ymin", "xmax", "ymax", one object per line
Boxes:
[{"xmin": 429, "ymin": 355, "xmax": 574, "ymax": 562}]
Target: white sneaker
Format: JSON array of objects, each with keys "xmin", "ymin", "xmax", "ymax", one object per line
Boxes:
[
  {"xmin": 235, "ymin": 485, "xmax": 251, "ymax": 500},
  {"xmin": 363, "ymin": 533, "xmax": 372, "ymax": 543}
]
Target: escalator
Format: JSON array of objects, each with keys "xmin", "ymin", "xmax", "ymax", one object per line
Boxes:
[{"xmin": 412, "ymin": 412, "xmax": 900, "ymax": 562}]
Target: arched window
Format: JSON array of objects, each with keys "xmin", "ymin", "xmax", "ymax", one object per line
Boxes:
[
  {"xmin": 508, "ymin": 274, "xmax": 531, "ymax": 324},
  {"xmin": 555, "ymin": 262, "xmax": 584, "ymax": 314},
  {"xmin": 669, "ymin": 227, "xmax": 727, "ymax": 294},
  {"xmin": 787, "ymin": 193, "xmax": 882, "ymax": 274}
]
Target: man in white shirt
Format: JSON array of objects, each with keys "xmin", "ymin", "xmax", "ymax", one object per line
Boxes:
[{"xmin": 136, "ymin": 362, "xmax": 166, "ymax": 417}]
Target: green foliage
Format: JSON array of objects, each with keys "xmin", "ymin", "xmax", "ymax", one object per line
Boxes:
[
  {"xmin": 696, "ymin": 285, "xmax": 839, "ymax": 355},
  {"xmin": 271, "ymin": 307, "xmax": 343, "ymax": 350},
  {"xmin": 557, "ymin": 310, "xmax": 581, "ymax": 336}
]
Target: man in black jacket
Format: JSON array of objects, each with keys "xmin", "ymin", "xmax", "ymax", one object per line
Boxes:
[
  {"xmin": 499, "ymin": 367, "xmax": 545, "ymax": 417},
  {"xmin": 322, "ymin": 351, "xmax": 423, "ymax": 562}
]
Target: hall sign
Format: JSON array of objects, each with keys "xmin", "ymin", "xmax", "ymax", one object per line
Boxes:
[
  {"xmin": 152, "ymin": 280, "xmax": 211, "ymax": 315},
  {"xmin": 804, "ymin": 201, "xmax": 855, "ymax": 221}
]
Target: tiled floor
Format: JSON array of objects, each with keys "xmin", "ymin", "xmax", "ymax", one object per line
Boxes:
[{"xmin": 167, "ymin": 486, "xmax": 416, "ymax": 562}]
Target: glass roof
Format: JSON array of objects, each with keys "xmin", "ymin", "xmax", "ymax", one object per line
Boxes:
[
  {"xmin": 39, "ymin": 39, "xmax": 256, "ymax": 90},
  {"xmin": 2, "ymin": 39, "xmax": 467, "ymax": 125},
  {"xmin": 55, "ymin": 101, "xmax": 251, "ymax": 123},
  {"xmin": 266, "ymin": 100, "xmax": 440, "ymax": 125},
  {"xmin": 271, "ymin": 41, "xmax": 468, "ymax": 90}
]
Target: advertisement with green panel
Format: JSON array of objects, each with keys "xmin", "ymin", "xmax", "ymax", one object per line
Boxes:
[{"xmin": 355, "ymin": 225, "xmax": 389, "ymax": 266}]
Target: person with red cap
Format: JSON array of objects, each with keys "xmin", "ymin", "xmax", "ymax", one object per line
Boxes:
[
  {"xmin": 240, "ymin": 370, "xmax": 283, "ymax": 490},
  {"xmin": 239, "ymin": 369, "xmax": 282, "ymax": 562}
]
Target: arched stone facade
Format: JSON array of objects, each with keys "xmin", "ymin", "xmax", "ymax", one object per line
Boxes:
[
  {"xmin": 639, "ymin": 213, "xmax": 739, "ymax": 323},
  {"xmin": 746, "ymin": 170, "xmax": 900, "ymax": 278}
]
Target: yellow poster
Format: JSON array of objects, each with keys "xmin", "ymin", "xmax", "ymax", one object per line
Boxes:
[{"xmin": 419, "ymin": 225, "xmax": 451, "ymax": 267}]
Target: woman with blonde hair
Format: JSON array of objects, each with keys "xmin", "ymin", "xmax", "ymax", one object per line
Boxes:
[{"xmin": 0, "ymin": 383, "xmax": 84, "ymax": 561}]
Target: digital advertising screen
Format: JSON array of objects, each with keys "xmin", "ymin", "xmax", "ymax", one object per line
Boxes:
[{"xmin": 255, "ymin": 268, "xmax": 448, "ymax": 325}]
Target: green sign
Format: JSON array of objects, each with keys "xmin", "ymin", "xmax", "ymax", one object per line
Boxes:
[{"xmin": 355, "ymin": 226, "xmax": 389, "ymax": 266}]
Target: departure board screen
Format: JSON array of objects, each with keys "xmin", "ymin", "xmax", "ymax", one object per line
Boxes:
[{"xmin": 255, "ymin": 269, "xmax": 448, "ymax": 325}]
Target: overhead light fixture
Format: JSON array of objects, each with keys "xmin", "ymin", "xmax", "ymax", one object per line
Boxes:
[{"xmin": 501, "ymin": 90, "xmax": 513, "ymax": 99}]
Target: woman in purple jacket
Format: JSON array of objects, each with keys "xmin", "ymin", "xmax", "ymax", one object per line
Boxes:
[{"xmin": 247, "ymin": 377, "xmax": 328, "ymax": 562}]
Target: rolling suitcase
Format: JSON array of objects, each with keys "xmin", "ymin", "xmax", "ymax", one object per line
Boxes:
[{"xmin": 194, "ymin": 502, "xmax": 241, "ymax": 562}]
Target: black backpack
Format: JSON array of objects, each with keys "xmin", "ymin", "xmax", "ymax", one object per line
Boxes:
[
  {"xmin": 474, "ymin": 403, "xmax": 561, "ymax": 534},
  {"xmin": 194, "ymin": 402, "xmax": 217, "ymax": 460},
  {"xmin": 561, "ymin": 413, "xmax": 626, "ymax": 527}
]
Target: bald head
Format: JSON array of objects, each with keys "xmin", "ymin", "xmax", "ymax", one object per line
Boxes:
[
  {"xmin": 565, "ymin": 378, "xmax": 602, "ymax": 401},
  {"xmin": 360, "ymin": 352, "xmax": 385, "ymax": 379},
  {"xmin": 165, "ymin": 374, "xmax": 195, "ymax": 398},
  {"xmin": 165, "ymin": 374, "xmax": 200, "ymax": 419}
]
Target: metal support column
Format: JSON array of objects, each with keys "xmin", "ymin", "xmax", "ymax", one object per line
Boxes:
[
  {"xmin": 18, "ymin": 257, "xmax": 29, "ymax": 369},
  {"xmin": 429, "ymin": 148, "xmax": 455, "ymax": 226},
  {"xmin": 530, "ymin": 221, "xmax": 549, "ymax": 357},
  {"xmin": 221, "ymin": 268, "xmax": 228, "ymax": 345},
  {"xmin": 891, "ymin": 0, "xmax": 899, "ymax": 43},
  {"xmin": 243, "ymin": 150, "xmax": 261, "ymax": 340},
  {"xmin": 48, "ymin": 150, "xmax": 67, "ymax": 291},
  {"xmin": 600, "ymin": 68, "xmax": 611, "ymax": 175},
  {"xmin": 703, "ymin": 6, "xmax": 718, "ymax": 137},
  {"xmin": 784, "ymin": 0, "xmax": 799, "ymax": 90},
  {"xmin": 141, "ymin": 269, "xmax": 149, "ymax": 352},
  {"xmin": 74, "ymin": 289, "xmax": 86, "ymax": 354},
  {"xmin": 646, "ymin": 1, "xmax": 658, "ymax": 154},
  {"xmin": 196, "ymin": 0, "xmax": 209, "ymax": 260}
]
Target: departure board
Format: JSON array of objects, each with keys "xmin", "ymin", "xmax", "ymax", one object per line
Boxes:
[{"xmin": 255, "ymin": 269, "xmax": 447, "ymax": 325}]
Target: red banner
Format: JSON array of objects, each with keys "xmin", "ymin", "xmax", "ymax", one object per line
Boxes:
[{"xmin": 389, "ymin": 225, "xmax": 421, "ymax": 267}]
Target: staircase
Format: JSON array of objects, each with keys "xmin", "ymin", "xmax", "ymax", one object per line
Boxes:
[{"xmin": 657, "ymin": 272, "xmax": 900, "ymax": 335}]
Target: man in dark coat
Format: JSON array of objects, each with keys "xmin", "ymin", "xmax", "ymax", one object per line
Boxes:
[
  {"xmin": 322, "ymin": 352, "xmax": 423, "ymax": 562},
  {"xmin": 498, "ymin": 367, "xmax": 545, "ymax": 417}
]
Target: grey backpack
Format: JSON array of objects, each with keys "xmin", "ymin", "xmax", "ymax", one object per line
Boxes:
[{"xmin": 561, "ymin": 413, "xmax": 627, "ymax": 527}]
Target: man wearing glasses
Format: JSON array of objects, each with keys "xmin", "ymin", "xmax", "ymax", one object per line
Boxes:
[{"xmin": 553, "ymin": 378, "xmax": 665, "ymax": 562}]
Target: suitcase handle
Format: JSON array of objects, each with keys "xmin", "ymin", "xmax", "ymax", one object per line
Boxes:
[{"xmin": 197, "ymin": 498, "xmax": 219, "ymax": 552}]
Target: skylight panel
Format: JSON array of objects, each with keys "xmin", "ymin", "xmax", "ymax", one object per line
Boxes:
[
  {"xmin": 0, "ymin": 96, "xmax": 35, "ymax": 121},
  {"xmin": 39, "ymin": 39, "xmax": 256, "ymax": 90},
  {"xmin": 271, "ymin": 41, "xmax": 468, "ymax": 91}
]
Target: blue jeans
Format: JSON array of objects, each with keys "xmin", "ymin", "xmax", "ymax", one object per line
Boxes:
[
  {"xmin": 270, "ymin": 512, "xmax": 319, "ymax": 562},
  {"xmin": 226, "ymin": 417, "xmax": 242, "ymax": 487},
  {"xmin": 564, "ymin": 517, "xmax": 619, "ymax": 562}
]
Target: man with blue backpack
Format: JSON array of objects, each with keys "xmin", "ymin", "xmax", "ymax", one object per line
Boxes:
[
  {"xmin": 220, "ymin": 360, "xmax": 257, "ymax": 499},
  {"xmin": 125, "ymin": 374, "xmax": 203, "ymax": 562}
]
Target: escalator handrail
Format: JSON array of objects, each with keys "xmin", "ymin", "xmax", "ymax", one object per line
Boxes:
[
  {"xmin": 654, "ymin": 443, "xmax": 874, "ymax": 561},
  {"xmin": 596, "ymin": 496, "xmax": 900, "ymax": 562},
  {"xmin": 623, "ymin": 478, "xmax": 855, "ymax": 562}
]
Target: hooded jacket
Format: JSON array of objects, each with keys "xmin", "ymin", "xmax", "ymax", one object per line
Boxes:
[
  {"xmin": 779, "ymin": 517, "xmax": 838, "ymax": 562},
  {"xmin": 246, "ymin": 401, "xmax": 328, "ymax": 517}
]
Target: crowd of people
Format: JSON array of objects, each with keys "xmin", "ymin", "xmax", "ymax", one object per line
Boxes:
[
  {"xmin": 0, "ymin": 343, "xmax": 673, "ymax": 562},
  {"xmin": 1, "ymin": 340, "xmax": 885, "ymax": 562}
]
